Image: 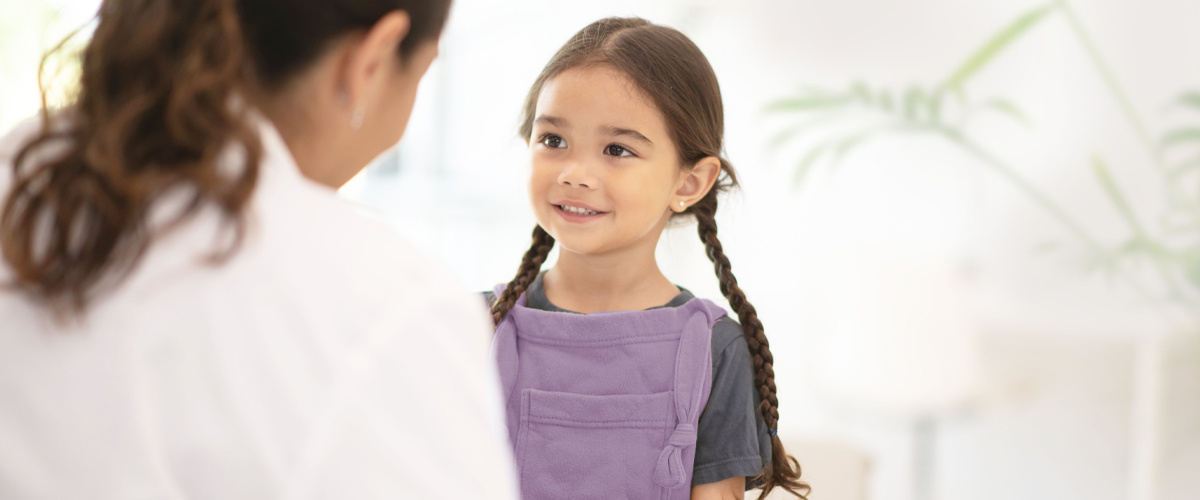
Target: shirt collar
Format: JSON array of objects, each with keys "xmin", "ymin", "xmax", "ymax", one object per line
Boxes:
[{"xmin": 525, "ymin": 271, "xmax": 696, "ymax": 314}]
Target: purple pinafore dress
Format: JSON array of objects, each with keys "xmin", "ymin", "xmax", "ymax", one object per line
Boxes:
[{"xmin": 492, "ymin": 285, "xmax": 728, "ymax": 500}]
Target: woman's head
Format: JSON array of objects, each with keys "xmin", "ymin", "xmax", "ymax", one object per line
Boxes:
[
  {"xmin": 239, "ymin": 0, "xmax": 448, "ymax": 185},
  {"xmin": 496, "ymin": 17, "xmax": 809, "ymax": 498},
  {"xmin": 1, "ymin": 0, "xmax": 452, "ymax": 315}
]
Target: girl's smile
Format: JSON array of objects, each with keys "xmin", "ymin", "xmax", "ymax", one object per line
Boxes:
[{"xmin": 553, "ymin": 201, "xmax": 609, "ymax": 223}]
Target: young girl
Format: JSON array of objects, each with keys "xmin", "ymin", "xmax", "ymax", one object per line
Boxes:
[{"xmin": 488, "ymin": 17, "xmax": 809, "ymax": 500}]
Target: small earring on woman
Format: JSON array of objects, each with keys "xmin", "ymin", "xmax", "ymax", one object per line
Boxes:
[{"xmin": 350, "ymin": 107, "xmax": 365, "ymax": 130}]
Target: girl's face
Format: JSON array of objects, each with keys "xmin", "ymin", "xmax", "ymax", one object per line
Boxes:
[{"xmin": 528, "ymin": 65, "xmax": 682, "ymax": 258}]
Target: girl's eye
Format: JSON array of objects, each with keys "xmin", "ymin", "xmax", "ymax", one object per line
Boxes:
[
  {"xmin": 540, "ymin": 134, "xmax": 566, "ymax": 149},
  {"xmin": 605, "ymin": 144, "xmax": 634, "ymax": 157}
]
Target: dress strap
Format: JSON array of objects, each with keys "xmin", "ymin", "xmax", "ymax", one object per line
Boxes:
[
  {"xmin": 490, "ymin": 284, "xmax": 524, "ymax": 407},
  {"xmin": 652, "ymin": 298, "xmax": 723, "ymax": 489}
]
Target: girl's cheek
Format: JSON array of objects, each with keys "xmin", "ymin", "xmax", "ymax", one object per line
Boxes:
[{"xmin": 531, "ymin": 164, "xmax": 554, "ymax": 186}]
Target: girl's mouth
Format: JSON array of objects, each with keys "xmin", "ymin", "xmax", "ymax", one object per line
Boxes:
[
  {"xmin": 554, "ymin": 203, "xmax": 607, "ymax": 222},
  {"xmin": 559, "ymin": 204, "xmax": 600, "ymax": 215}
]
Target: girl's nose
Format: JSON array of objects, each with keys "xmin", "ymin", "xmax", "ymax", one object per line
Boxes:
[{"xmin": 557, "ymin": 160, "xmax": 597, "ymax": 189}]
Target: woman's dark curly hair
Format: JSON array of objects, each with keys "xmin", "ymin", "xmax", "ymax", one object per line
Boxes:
[{"xmin": 2, "ymin": 0, "xmax": 451, "ymax": 317}]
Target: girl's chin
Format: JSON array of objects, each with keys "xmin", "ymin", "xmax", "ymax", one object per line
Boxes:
[{"xmin": 548, "ymin": 237, "xmax": 608, "ymax": 257}]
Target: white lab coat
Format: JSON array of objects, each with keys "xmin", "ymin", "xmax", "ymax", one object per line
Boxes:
[{"xmin": 0, "ymin": 116, "xmax": 519, "ymax": 500}]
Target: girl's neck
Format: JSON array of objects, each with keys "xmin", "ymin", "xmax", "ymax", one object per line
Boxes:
[{"xmin": 544, "ymin": 249, "xmax": 680, "ymax": 314}]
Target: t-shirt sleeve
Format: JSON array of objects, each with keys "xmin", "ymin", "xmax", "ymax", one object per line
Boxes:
[{"xmin": 692, "ymin": 316, "xmax": 774, "ymax": 489}]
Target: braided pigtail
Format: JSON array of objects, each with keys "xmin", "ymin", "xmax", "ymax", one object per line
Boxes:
[
  {"xmin": 491, "ymin": 225, "xmax": 555, "ymax": 326},
  {"xmin": 692, "ymin": 197, "xmax": 809, "ymax": 499}
]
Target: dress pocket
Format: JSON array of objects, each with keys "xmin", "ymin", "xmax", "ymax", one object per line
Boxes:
[{"xmin": 516, "ymin": 389, "xmax": 675, "ymax": 500}]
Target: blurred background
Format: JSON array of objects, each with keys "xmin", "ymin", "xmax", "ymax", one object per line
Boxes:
[{"xmin": 2, "ymin": 1, "xmax": 1198, "ymax": 499}]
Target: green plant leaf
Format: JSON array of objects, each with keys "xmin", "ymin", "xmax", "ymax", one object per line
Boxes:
[
  {"xmin": 1174, "ymin": 91, "xmax": 1200, "ymax": 112},
  {"xmin": 1168, "ymin": 155, "xmax": 1200, "ymax": 180},
  {"xmin": 764, "ymin": 93, "xmax": 853, "ymax": 113},
  {"xmin": 903, "ymin": 86, "xmax": 931, "ymax": 122},
  {"xmin": 850, "ymin": 81, "xmax": 872, "ymax": 105},
  {"xmin": 1160, "ymin": 127, "xmax": 1200, "ymax": 152},
  {"xmin": 1186, "ymin": 252, "xmax": 1200, "ymax": 290},
  {"xmin": 928, "ymin": 92, "xmax": 945, "ymax": 123},
  {"xmin": 792, "ymin": 141, "xmax": 834, "ymax": 189},
  {"xmin": 980, "ymin": 98, "xmax": 1032, "ymax": 127},
  {"xmin": 830, "ymin": 130, "xmax": 878, "ymax": 165},
  {"xmin": 766, "ymin": 112, "xmax": 848, "ymax": 150},
  {"xmin": 877, "ymin": 90, "xmax": 894, "ymax": 112},
  {"xmin": 940, "ymin": 3, "xmax": 1057, "ymax": 93},
  {"xmin": 1081, "ymin": 248, "xmax": 1118, "ymax": 283},
  {"xmin": 1092, "ymin": 155, "xmax": 1148, "ymax": 237},
  {"xmin": 1116, "ymin": 237, "xmax": 1150, "ymax": 257},
  {"xmin": 1162, "ymin": 197, "xmax": 1200, "ymax": 228}
]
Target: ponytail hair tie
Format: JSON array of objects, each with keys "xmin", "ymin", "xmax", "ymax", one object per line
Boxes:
[{"xmin": 768, "ymin": 428, "xmax": 778, "ymax": 437}]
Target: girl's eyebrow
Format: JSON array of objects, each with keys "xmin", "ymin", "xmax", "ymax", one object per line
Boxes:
[
  {"xmin": 603, "ymin": 126, "xmax": 653, "ymax": 145},
  {"xmin": 534, "ymin": 115, "xmax": 567, "ymax": 127}
]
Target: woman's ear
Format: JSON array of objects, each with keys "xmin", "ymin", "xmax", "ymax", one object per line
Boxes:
[
  {"xmin": 673, "ymin": 156, "xmax": 722, "ymax": 211},
  {"xmin": 339, "ymin": 11, "xmax": 412, "ymax": 107}
]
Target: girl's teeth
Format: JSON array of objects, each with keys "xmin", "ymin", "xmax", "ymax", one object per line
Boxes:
[{"xmin": 561, "ymin": 205, "xmax": 599, "ymax": 215}]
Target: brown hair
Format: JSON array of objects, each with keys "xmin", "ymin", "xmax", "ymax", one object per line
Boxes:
[
  {"xmin": 490, "ymin": 17, "xmax": 809, "ymax": 498},
  {"xmin": 1, "ymin": 0, "xmax": 452, "ymax": 316}
]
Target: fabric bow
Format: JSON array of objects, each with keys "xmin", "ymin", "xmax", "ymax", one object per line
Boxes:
[{"xmin": 653, "ymin": 422, "xmax": 698, "ymax": 488}]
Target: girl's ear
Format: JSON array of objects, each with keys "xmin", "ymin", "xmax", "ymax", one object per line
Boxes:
[{"xmin": 673, "ymin": 156, "xmax": 722, "ymax": 211}]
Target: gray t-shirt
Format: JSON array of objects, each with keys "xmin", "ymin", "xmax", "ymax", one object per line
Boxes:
[{"xmin": 487, "ymin": 274, "xmax": 772, "ymax": 488}]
